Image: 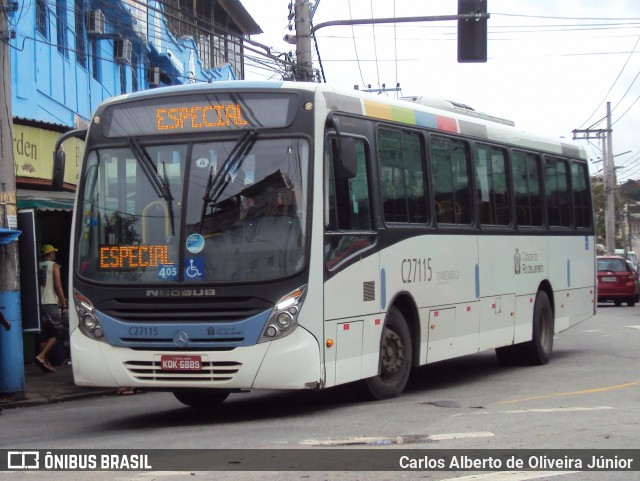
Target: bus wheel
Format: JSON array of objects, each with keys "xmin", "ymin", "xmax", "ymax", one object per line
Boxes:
[
  {"xmin": 522, "ymin": 290, "xmax": 554, "ymax": 365},
  {"xmin": 364, "ymin": 306, "xmax": 412, "ymax": 400},
  {"xmin": 172, "ymin": 389, "xmax": 229, "ymax": 408}
]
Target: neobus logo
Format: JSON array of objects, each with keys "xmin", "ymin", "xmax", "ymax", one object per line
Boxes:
[{"xmin": 146, "ymin": 288, "xmax": 216, "ymax": 297}]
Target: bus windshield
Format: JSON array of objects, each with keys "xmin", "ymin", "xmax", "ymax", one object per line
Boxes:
[{"xmin": 77, "ymin": 136, "xmax": 308, "ymax": 284}]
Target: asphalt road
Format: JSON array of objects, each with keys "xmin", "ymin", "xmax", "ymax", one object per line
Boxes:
[{"xmin": 2, "ymin": 303, "xmax": 639, "ymax": 481}]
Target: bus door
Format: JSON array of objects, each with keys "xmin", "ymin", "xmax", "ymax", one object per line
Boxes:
[{"xmin": 322, "ymin": 134, "xmax": 379, "ymax": 387}]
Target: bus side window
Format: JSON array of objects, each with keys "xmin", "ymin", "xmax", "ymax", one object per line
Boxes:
[
  {"xmin": 512, "ymin": 151, "xmax": 543, "ymax": 227},
  {"xmin": 378, "ymin": 128, "xmax": 427, "ymax": 224},
  {"xmin": 430, "ymin": 136, "xmax": 472, "ymax": 225},
  {"xmin": 324, "ymin": 137, "xmax": 374, "ymax": 269},
  {"xmin": 571, "ymin": 161, "xmax": 592, "ymax": 228},
  {"xmin": 475, "ymin": 144, "xmax": 510, "ymax": 226},
  {"xmin": 545, "ymin": 157, "xmax": 571, "ymax": 228}
]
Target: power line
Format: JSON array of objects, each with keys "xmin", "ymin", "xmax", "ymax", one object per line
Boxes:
[
  {"xmin": 578, "ymin": 35, "xmax": 640, "ymax": 129},
  {"xmin": 347, "ymin": 0, "xmax": 365, "ymax": 87}
]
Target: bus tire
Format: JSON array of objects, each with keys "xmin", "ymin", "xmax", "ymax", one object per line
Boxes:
[
  {"xmin": 172, "ymin": 389, "xmax": 229, "ymax": 408},
  {"xmin": 364, "ymin": 306, "xmax": 412, "ymax": 400},
  {"xmin": 521, "ymin": 290, "xmax": 554, "ymax": 365}
]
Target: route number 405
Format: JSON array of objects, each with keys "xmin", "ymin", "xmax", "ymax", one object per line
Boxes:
[{"xmin": 158, "ymin": 264, "xmax": 178, "ymax": 280}]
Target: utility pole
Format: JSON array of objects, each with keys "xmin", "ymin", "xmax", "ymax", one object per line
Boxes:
[
  {"xmin": 0, "ymin": 0, "xmax": 25, "ymax": 397},
  {"xmin": 604, "ymin": 102, "xmax": 615, "ymax": 255},
  {"xmin": 294, "ymin": 0, "xmax": 313, "ymax": 81},
  {"xmin": 573, "ymin": 103, "xmax": 615, "ymax": 255}
]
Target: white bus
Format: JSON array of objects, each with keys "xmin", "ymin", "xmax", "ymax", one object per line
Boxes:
[{"xmin": 58, "ymin": 81, "xmax": 596, "ymax": 407}]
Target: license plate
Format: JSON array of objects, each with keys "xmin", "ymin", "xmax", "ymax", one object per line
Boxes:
[
  {"xmin": 160, "ymin": 355, "xmax": 202, "ymax": 371},
  {"xmin": 601, "ymin": 276, "xmax": 616, "ymax": 282}
]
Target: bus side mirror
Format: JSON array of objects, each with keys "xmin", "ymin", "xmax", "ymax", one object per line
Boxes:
[
  {"xmin": 52, "ymin": 150, "xmax": 66, "ymax": 190},
  {"xmin": 336, "ymin": 137, "xmax": 357, "ymax": 179}
]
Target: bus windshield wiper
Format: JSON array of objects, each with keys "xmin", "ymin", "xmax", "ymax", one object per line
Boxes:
[
  {"xmin": 128, "ymin": 138, "xmax": 176, "ymax": 237},
  {"xmin": 199, "ymin": 129, "xmax": 257, "ymax": 232}
]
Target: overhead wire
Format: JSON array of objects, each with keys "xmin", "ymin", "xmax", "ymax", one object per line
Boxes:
[
  {"xmin": 577, "ymin": 34, "xmax": 640, "ymax": 129},
  {"xmin": 393, "ymin": 0, "xmax": 398, "ymax": 96},
  {"xmin": 368, "ymin": 0, "xmax": 381, "ymax": 90},
  {"xmin": 347, "ymin": 0, "xmax": 366, "ymax": 87}
]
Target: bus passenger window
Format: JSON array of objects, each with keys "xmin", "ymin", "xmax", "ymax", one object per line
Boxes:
[
  {"xmin": 512, "ymin": 151, "xmax": 543, "ymax": 227},
  {"xmin": 430, "ymin": 137, "xmax": 472, "ymax": 225},
  {"xmin": 572, "ymin": 161, "xmax": 592, "ymax": 228},
  {"xmin": 474, "ymin": 144, "xmax": 509, "ymax": 226},
  {"xmin": 378, "ymin": 128, "xmax": 427, "ymax": 224},
  {"xmin": 545, "ymin": 157, "xmax": 571, "ymax": 228}
]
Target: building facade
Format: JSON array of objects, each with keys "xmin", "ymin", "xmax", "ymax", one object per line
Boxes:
[
  {"xmin": 5, "ymin": 0, "xmax": 260, "ymax": 361},
  {"xmin": 10, "ymin": 0, "xmax": 260, "ymax": 189}
]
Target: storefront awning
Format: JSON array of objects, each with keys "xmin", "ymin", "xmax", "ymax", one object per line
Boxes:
[{"xmin": 17, "ymin": 189, "xmax": 75, "ymax": 211}]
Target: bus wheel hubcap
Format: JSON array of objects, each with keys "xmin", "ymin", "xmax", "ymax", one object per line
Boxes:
[{"xmin": 382, "ymin": 328, "xmax": 404, "ymax": 375}]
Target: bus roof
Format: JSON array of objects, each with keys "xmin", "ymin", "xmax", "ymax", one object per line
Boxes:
[{"xmin": 99, "ymin": 80, "xmax": 587, "ymax": 160}]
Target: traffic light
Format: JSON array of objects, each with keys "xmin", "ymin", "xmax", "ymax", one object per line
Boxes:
[{"xmin": 458, "ymin": 0, "xmax": 488, "ymax": 63}]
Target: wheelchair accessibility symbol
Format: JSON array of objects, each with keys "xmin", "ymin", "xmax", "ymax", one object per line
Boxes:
[{"xmin": 185, "ymin": 258, "xmax": 204, "ymax": 280}]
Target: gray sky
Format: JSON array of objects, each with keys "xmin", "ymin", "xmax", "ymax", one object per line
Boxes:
[{"xmin": 240, "ymin": 0, "xmax": 640, "ymax": 183}]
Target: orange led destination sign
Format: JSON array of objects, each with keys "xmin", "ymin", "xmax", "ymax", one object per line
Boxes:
[
  {"xmin": 103, "ymin": 93, "xmax": 297, "ymax": 137},
  {"xmin": 100, "ymin": 245, "xmax": 173, "ymax": 269},
  {"xmin": 156, "ymin": 103, "xmax": 249, "ymax": 131}
]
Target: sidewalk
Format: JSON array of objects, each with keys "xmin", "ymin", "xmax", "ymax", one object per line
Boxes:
[{"xmin": 0, "ymin": 361, "xmax": 115, "ymax": 410}]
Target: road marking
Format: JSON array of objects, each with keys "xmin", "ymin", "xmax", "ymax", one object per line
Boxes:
[
  {"xmin": 300, "ymin": 431, "xmax": 494, "ymax": 446},
  {"xmin": 428, "ymin": 432, "xmax": 495, "ymax": 441},
  {"xmin": 137, "ymin": 473, "xmax": 205, "ymax": 478},
  {"xmin": 495, "ymin": 381, "xmax": 640, "ymax": 405},
  {"xmin": 501, "ymin": 406, "xmax": 613, "ymax": 414},
  {"xmin": 627, "ymin": 325, "xmax": 640, "ymax": 330},
  {"xmin": 441, "ymin": 472, "xmax": 578, "ymax": 481}
]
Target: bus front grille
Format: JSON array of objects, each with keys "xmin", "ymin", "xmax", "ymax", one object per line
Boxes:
[
  {"xmin": 124, "ymin": 360, "xmax": 242, "ymax": 383},
  {"xmin": 98, "ymin": 296, "xmax": 271, "ymax": 323}
]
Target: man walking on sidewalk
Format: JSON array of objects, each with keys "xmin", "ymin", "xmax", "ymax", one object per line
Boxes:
[{"xmin": 35, "ymin": 244, "xmax": 67, "ymax": 373}]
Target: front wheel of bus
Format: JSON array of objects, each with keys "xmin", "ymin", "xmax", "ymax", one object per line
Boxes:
[
  {"xmin": 172, "ymin": 389, "xmax": 230, "ymax": 408},
  {"xmin": 364, "ymin": 307, "xmax": 412, "ymax": 400}
]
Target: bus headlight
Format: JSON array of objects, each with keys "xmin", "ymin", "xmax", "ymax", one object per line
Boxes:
[
  {"xmin": 74, "ymin": 290, "xmax": 106, "ymax": 342},
  {"xmin": 259, "ymin": 285, "xmax": 306, "ymax": 342}
]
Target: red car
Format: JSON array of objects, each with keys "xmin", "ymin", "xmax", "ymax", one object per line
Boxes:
[{"xmin": 597, "ymin": 255, "xmax": 638, "ymax": 306}]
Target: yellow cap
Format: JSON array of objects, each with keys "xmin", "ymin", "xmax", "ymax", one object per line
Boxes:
[{"xmin": 41, "ymin": 244, "xmax": 58, "ymax": 255}]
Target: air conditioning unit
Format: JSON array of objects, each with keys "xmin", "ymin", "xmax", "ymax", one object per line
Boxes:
[
  {"xmin": 87, "ymin": 10, "xmax": 105, "ymax": 35},
  {"xmin": 148, "ymin": 67, "xmax": 160, "ymax": 88},
  {"xmin": 115, "ymin": 39, "xmax": 132, "ymax": 63}
]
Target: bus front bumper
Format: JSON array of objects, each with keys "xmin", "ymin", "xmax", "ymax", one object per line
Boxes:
[{"xmin": 70, "ymin": 326, "xmax": 322, "ymax": 391}]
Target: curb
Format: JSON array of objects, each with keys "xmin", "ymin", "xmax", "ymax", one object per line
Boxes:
[{"xmin": 1, "ymin": 388, "xmax": 116, "ymax": 410}]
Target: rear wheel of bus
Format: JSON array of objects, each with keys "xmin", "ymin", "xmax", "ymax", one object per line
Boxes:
[
  {"xmin": 172, "ymin": 389, "xmax": 230, "ymax": 408},
  {"xmin": 364, "ymin": 306, "xmax": 412, "ymax": 400},
  {"xmin": 495, "ymin": 290, "xmax": 554, "ymax": 366}
]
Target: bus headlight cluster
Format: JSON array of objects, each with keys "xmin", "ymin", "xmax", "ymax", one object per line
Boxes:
[
  {"xmin": 259, "ymin": 285, "xmax": 306, "ymax": 343},
  {"xmin": 74, "ymin": 290, "xmax": 106, "ymax": 342}
]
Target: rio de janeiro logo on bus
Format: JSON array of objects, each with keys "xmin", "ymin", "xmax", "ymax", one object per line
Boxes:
[{"xmin": 186, "ymin": 233, "xmax": 205, "ymax": 254}]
